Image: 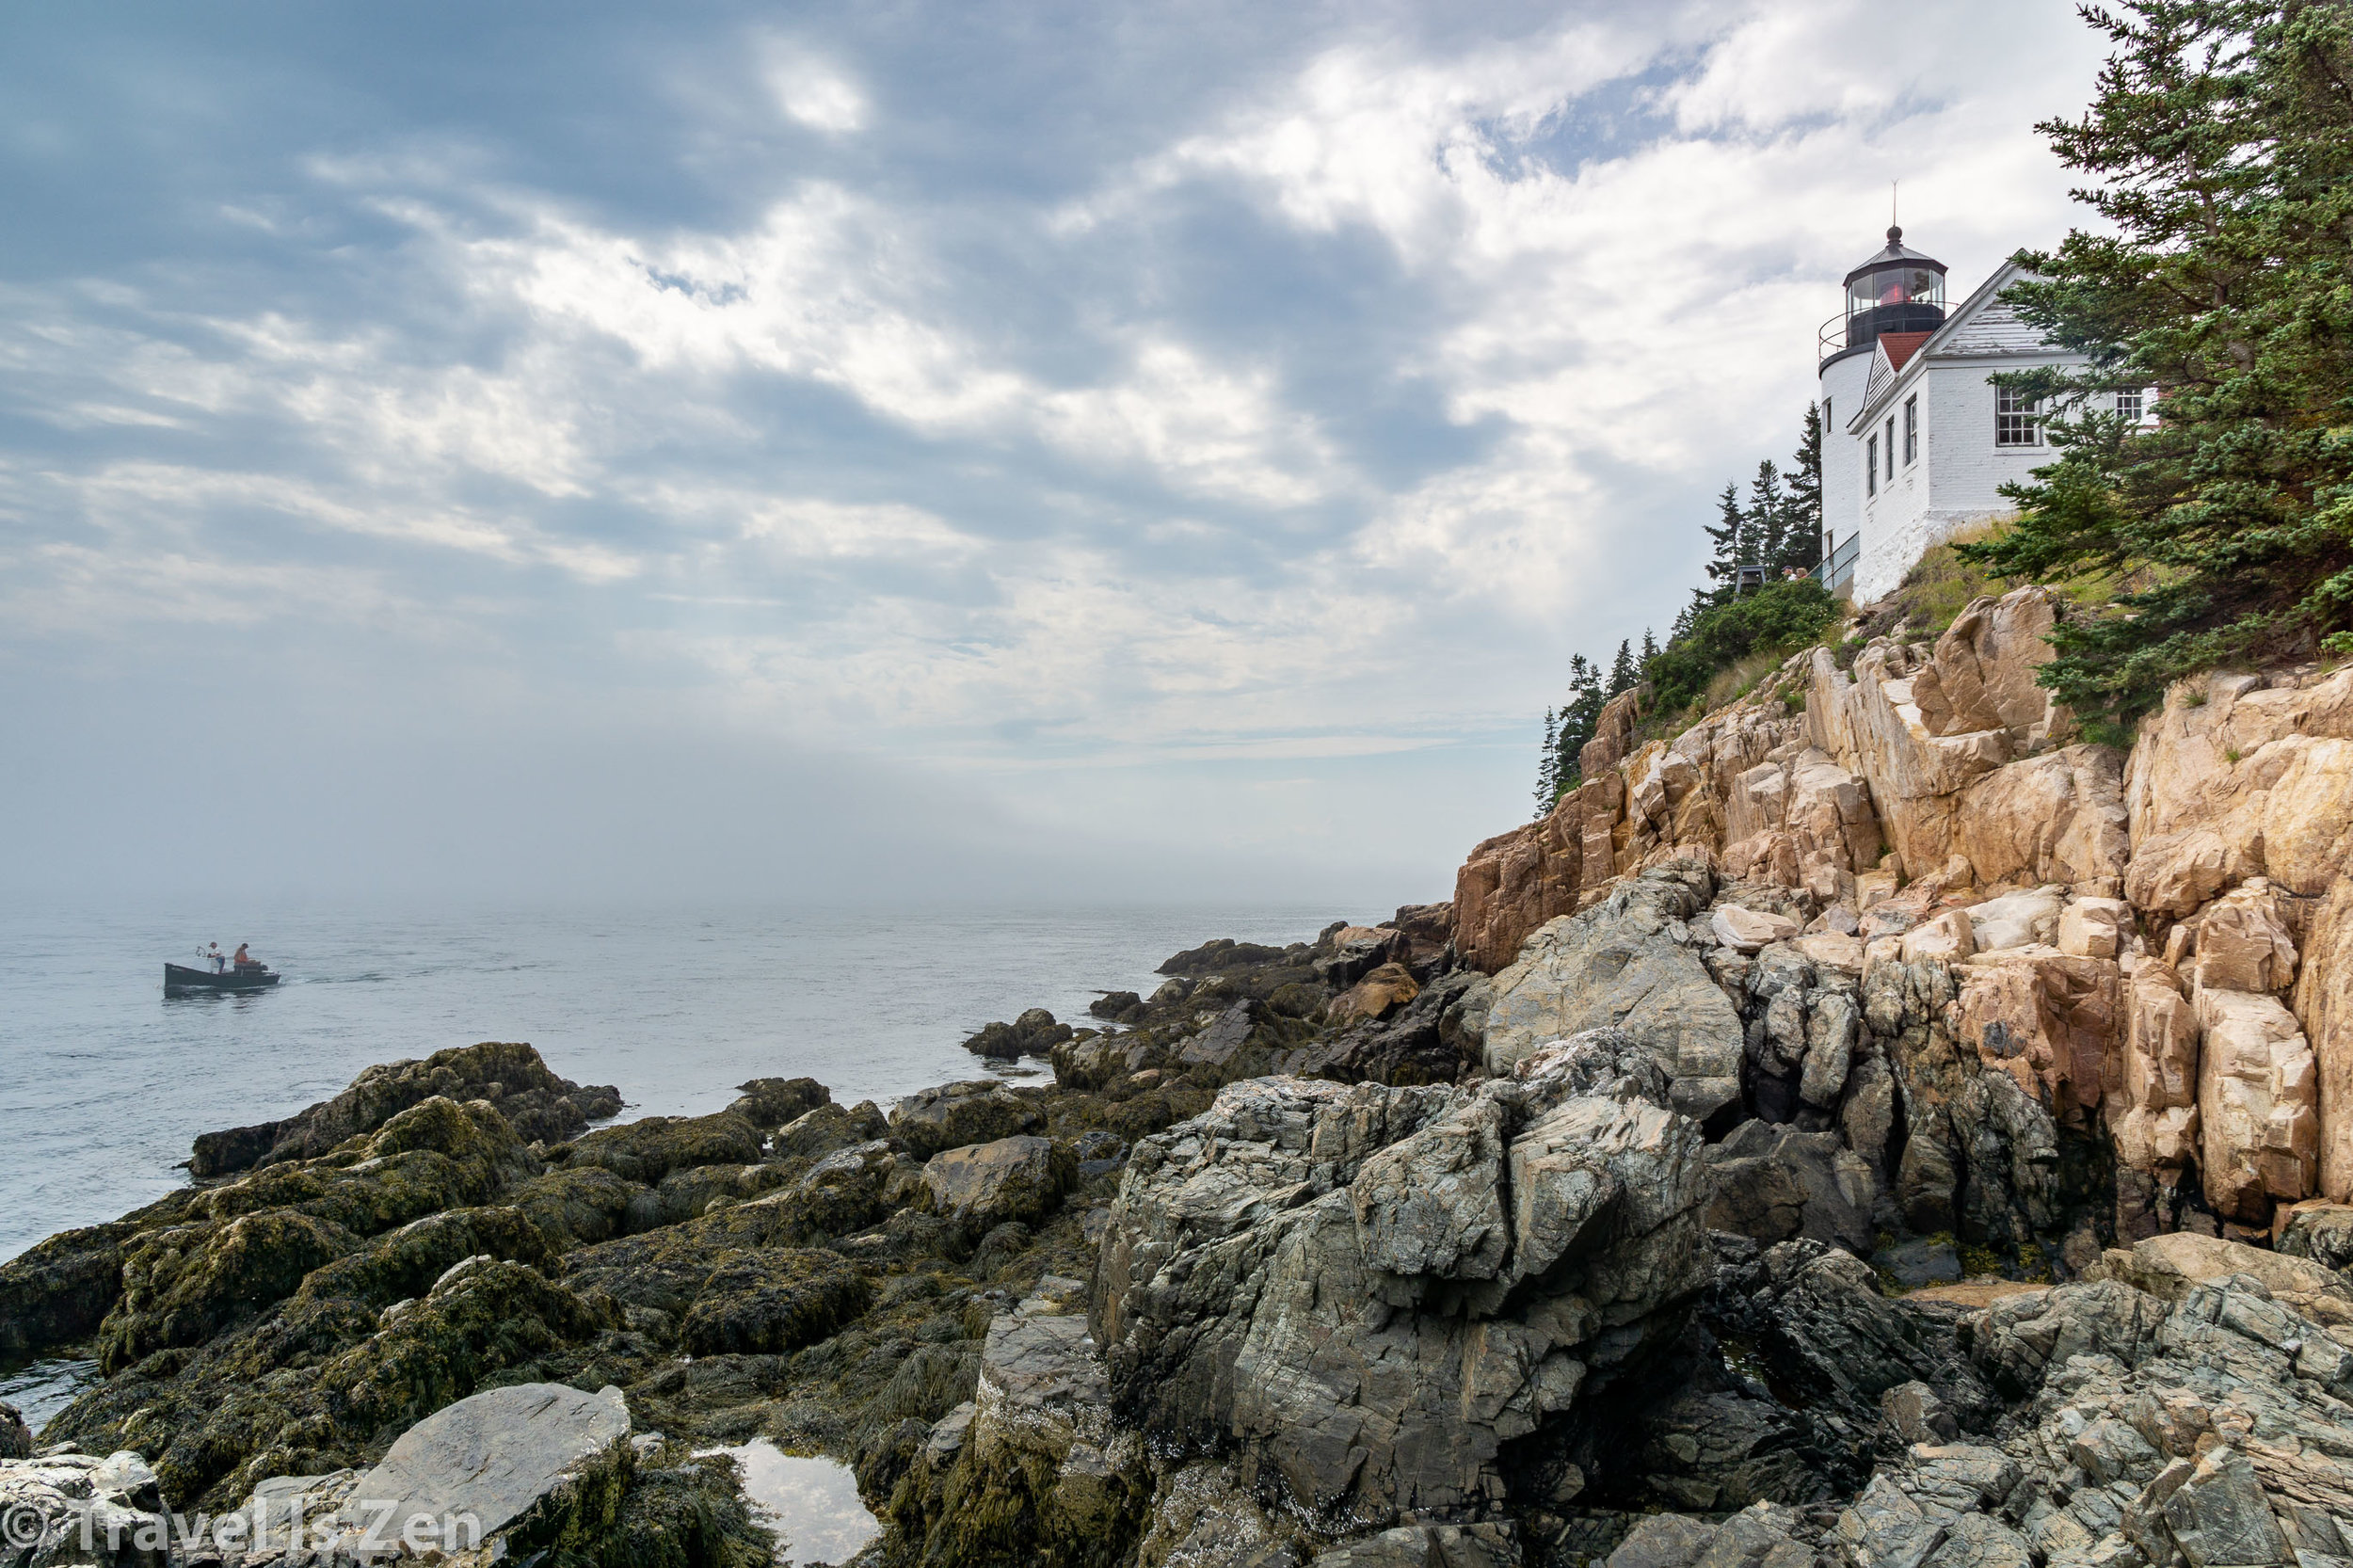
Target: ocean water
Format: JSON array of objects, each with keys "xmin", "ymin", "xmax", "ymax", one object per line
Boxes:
[{"xmin": 0, "ymin": 902, "xmax": 1338, "ymax": 1266}]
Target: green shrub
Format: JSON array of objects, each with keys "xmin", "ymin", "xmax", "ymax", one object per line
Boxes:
[{"xmin": 1644, "ymin": 578, "xmax": 1841, "ymax": 715}]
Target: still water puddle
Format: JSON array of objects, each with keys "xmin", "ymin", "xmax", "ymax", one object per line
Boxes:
[
  {"xmin": 0, "ymin": 1357, "xmax": 101, "ymax": 1430},
  {"xmin": 698, "ymin": 1440, "xmax": 881, "ymax": 1565}
]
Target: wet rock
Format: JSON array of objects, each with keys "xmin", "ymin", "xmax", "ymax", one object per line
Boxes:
[
  {"xmin": 679, "ymin": 1248, "xmax": 872, "ymax": 1357},
  {"xmin": 725, "ymin": 1076, "xmax": 830, "ymax": 1128},
  {"xmin": 1090, "ymin": 990, "xmax": 1145, "ymax": 1023},
  {"xmin": 964, "ymin": 1007, "xmax": 1077, "ymax": 1060},
  {"xmin": 1957, "ymin": 1280, "xmax": 2162, "ymax": 1397},
  {"xmin": 187, "ymin": 1040, "xmax": 617, "ymax": 1176},
  {"xmin": 0, "ymin": 1401, "xmax": 28, "ymax": 1460},
  {"xmin": 1704, "ymin": 1122, "xmax": 1876, "ymax": 1255}
]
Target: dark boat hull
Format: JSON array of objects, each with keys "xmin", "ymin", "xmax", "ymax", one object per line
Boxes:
[{"xmin": 165, "ymin": 962, "xmax": 280, "ymax": 995}]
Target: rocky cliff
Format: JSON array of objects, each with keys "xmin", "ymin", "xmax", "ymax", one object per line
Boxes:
[
  {"xmin": 1455, "ymin": 587, "xmax": 2353, "ymax": 1253},
  {"xmin": 3, "ymin": 592, "xmax": 2351, "ymax": 1568}
]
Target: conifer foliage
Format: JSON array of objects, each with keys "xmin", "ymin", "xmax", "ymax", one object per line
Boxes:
[
  {"xmin": 1961, "ymin": 0, "xmax": 2353, "ymax": 726},
  {"xmin": 1534, "ymin": 404, "xmax": 1832, "ymax": 810}
]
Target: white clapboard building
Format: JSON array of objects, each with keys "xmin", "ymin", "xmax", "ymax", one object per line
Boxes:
[{"xmin": 1814, "ymin": 227, "xmax": 2128, "ymax": 604}]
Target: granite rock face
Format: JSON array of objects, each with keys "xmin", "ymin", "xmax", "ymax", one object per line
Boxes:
[
  {"xmin": 1091, "ymin": 1032, "xmax": 1711, "ymax": 1533},
  {"xmin": 1482, "ymin": 866, "xmax": 1745, "ymax": 1129}
]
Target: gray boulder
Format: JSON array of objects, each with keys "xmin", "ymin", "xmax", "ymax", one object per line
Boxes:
[
  {"xmin": 1092, "ymin": 1030, "xmax": 1713, "ymax": 1532},
  {"xmin": 1482, "ymin": 867, "xmax": 1744, "ymax": 1128},
  {"xmin": 1704, "ymin": 1120, "xmax": 1877, "ymax": 1256},
  {"xmin": 920, "ymin": 1134, "xmax": 1076, "ymax": 1231},
  {"xmin": 333, "ymin": 1382, "xmax": 630, "ymax": 1554},
  {"xmin": 0, "ymin": 1400, "xmax": 28, "ymax": 1460}
]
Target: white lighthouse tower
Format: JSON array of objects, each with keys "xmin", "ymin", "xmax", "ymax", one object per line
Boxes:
[
  {"xmin": 1814, "ymin": 227, "xmax": 2106, "ymax": 603},
  {"xmin": 1817, "ymin": 226, "xmax": 1948, "ymax": 595}
]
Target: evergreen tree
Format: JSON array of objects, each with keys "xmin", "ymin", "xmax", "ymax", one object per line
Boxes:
[
  {"xmin": 1536, "ymin": 710, "xmax": 1561, "ymax": 817},
  {"xmin": 1959, "ymin": 0, "xmax": 2353, "ymax": 726},
  {"xmin": 1607, "ymin": 638, "xmax": 1638, "ymax": 696},
  {"xmin": 1701, "ymin": 482, "xmax": 1744, "ymax": 599},
  {"xmin": 1745, "ymin": 460, "xmax": 1787, "ymax": 579},
  {"xmin": 1783, "ymin": 403, "xmax": 1825, "ymax": 574},
  {"xmin": 1549, "ymin": 655, "xmax": 1608, "ymax": 794},
  {"xmin": 1640, "ymin": 627, "xmax": 1659, "ymax": 666}
]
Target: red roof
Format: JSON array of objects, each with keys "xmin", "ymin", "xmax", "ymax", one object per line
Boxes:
[{"xmin": 1880, "ymin": 331, "xmax": 1932, "ymax": 372}]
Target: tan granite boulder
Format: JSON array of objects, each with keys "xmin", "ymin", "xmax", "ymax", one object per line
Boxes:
[
  {"xmin": 2194, "ymin": 984, "xmax": 2319, "ymax": 1221},
  {"xmin": 1900, "ymin": 909, "xmax": 1976, "ymax": 964},
  {"xmin": 2057, "ymin": 897, "xmax": 2132, "ymax": 960},
  {"xmin": 2115, "ymin": 965, "xmax": 2200, "ymax": 1172},
  {"xmin": 2294, "ymin": 879, "xmax": 2353, "ymax": 1201},
  {"xmin": 2186, "ymin": 881, "xmax": 2299, "ymax": 995},
  {"xmin": 1949, "ymin": 745, "xmax": 2130, "ymax": 892},
  {"xmin": 1955, "ymin": 949, "xmax": 2122, "ymax": 1115},
  {"xmin": 2125, "ymin": 667, "xmax": 2353, "ymax": 905},
  {"xmin": 1909, "ymin": 587, "xmax": 2060, "ymax": 742}
]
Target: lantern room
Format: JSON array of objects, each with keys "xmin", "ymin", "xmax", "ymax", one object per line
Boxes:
[{"xmin": 1820, "ymin": 226, "xmax": 1947, "ymax": 367}]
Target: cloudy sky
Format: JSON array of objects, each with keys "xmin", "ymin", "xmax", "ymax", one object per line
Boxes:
[{"xmin": 0, "ymin": 0, "xmax": 2112, "ymax": 909}]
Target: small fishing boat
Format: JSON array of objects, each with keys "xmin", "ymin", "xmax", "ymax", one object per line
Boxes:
[{"xmin": 165, "ymin": 961, "xmax": 280, "ymax": 996}]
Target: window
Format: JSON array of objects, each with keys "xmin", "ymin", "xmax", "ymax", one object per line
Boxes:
[
  {"xmin": 1994, "ymin": 383, "xmax": 2041, "ymax": 446},
  {"xmin": 1822, "ymin": 397, "xmax": 1833, "ymax": 435},
  {"xmin": 1903, "ymin": 395, "xmax": 1919, "ymax": 464},
  {"xmin": 2116, "ymin": 388, "xmax": 2144, "ymax": 424},
  {"xmin": 1885, "ymin": 417, "xmax": 1897, "ymax": 479},
  {"xmin": 1866, "ymin": 434, "xmax": 1879, "ymax": 495}
]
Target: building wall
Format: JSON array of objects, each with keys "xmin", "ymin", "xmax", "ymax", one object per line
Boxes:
[
  {"xmin": 1849, "ymin": 354, "xmax": 2074, "ymax": 601},
  {"xmin": 1817, "ymin": 352, "xmax": 1875, "ymax": 578}
]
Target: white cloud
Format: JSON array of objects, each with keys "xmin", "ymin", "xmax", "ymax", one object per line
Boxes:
[{"xmin": 764, "ymin": 44, "xmax": 869, "ymax": 135}]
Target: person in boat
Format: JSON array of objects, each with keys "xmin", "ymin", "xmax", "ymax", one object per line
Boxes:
[
  {"xmin": 206, "ymin": 942, "xmax": 224, "ymax": 973},
  {"xmin": 233, "ymin": 942, "xmax": 259, "ymax": 970}
]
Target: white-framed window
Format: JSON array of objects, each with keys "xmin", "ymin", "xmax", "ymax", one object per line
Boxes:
[
  {"xmin": 1823, "ymin": 396, "xmax": 1833, "ymax": 434},
  {"xmin": 1903, "ymin": 395, "xmax": 1919, "ymax": 464},
  {"xmin": 1866, "ymin": 433, "xmax": 1879, "ymax": 495},
  {"xmin": 2116, "ymin": 388, "xmax": 2145, "ymax": 424},
  {"xmin": 1884, "ymin": 417, "xmax": 1896, "ymax": 479},
  {"xmin": 1994, "ymin": 383, "xmax": 2041, "ymax": 446}
]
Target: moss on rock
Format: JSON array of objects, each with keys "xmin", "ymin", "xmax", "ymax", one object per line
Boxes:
[{"xmin": 680, "ymin": 1248, "xmax": 873, "ymax": 1357}]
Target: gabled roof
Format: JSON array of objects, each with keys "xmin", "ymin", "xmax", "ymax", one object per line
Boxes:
[
  {"xmin": 1847, "ymin": 259, "xmax": 2073, "ymax": 432},
  {"xmin": 1880, "ymin": 331, "xmax": 1931, "ymax": 373}
]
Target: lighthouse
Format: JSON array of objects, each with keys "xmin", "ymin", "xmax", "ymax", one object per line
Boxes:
[{"xmin": 1812, "ymin": 227, "xmax": 2097, "ymax": 604}]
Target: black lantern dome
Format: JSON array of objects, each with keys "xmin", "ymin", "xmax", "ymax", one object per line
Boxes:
[{"xmin": 1824, "ymin": 226, "xmax": 1948, "ymax": 367}]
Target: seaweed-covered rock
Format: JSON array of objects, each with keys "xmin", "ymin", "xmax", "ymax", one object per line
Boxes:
[
  {"xmin": 774, "ymin": 1099, "xmax": 888, "ymax": 1160},
  {"xmin": 511, "ymin": 1164, "xmax": 648, "ymax": 1249},
  {"xmin": 963, "ymin": 1008, "xmax": 1076, "ymax": 1060},
  {"xmin": 889, "ymin": 1080, "xmax": 1044, "ymax": 1160},
  {"xmin": 725, "ymin": 1076, "xmax": 831, "ymax": 1129},
  {"xmin": 680, "ymin": 1249, "xmax": 872, "ymax": 1357},
  {"xmin": 99, "ymin": 1208, "xmax": 358, "ymax": 1371},
  {"xmin": 187, "ymin": 1040, "xmax": 617, "ymax": 1176},
  {"xmin": 559, "ymin": 1111, "xmax": 765, "ymax": 1186}
]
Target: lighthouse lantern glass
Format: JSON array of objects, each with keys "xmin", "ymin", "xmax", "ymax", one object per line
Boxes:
[{"xmin": 1849, "ymin": 266, "xmax": 1944, "ymax": 324}]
